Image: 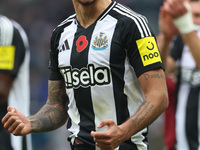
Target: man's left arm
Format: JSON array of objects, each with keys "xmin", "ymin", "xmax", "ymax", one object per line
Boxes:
[
  {"xmin": 91, "ymin": 68, "xmax": 168, "ymax": 150},
  {"xmin": 123, "ymin": 68, "xmax": 168, "ymax": 137},
  {"xmin": 163, "ymin": 0, "xmax": 200, "ymax": 69}
]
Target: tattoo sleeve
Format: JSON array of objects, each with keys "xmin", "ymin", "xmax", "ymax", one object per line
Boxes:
[
  {"xmin": 28, "ymin": 80, "xmax": 69, "ymax": 133},
  {"xmin": 130, "ymin": 100, "xmax": 154, "ymax": 128}
]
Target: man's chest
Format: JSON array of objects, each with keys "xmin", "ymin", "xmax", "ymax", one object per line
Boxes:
[
  {"xmin": 57, "ymin": 19, "xmax": 124, "ymax": 69},
  {"xmin": 57, "ymin": 19, "xmax": 126, "ymax": 89}
]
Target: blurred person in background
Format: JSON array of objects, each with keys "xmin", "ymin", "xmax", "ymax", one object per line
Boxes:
[
  {"xmin": 0, "ymin": 15, "xmax": 32, "ymax": 150},
  {"xmin": 157, "ymin": 3, "xmax": 178, "ymax": 150},
  {"xmin": 158, "ymin": 0, "xmax": 200, "ymax": 149},
  {"xmin": 2, "ymin": 0, "xmax": 168, "ymax": 150}
]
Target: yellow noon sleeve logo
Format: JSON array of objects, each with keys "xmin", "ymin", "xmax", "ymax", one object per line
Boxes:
[
  {"xmin": 0, "ymin": 46, "xmax": 15, "ymax": 70},
  {"xmin": 136, "ymin": 36, "xmax": 162, "ymax": 66}
]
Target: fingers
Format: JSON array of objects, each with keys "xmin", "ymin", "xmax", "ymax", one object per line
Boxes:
[
  {"xmin": 92, "ymin": 134, "xmax": 115, "ymax": 150},
  {"xmin": 91, "ymin": 119, "xmax": 118, "ymax": 150},
  {"xmin": 7, "ymin": 106, "xmax": 15, "ymax": 112},
  {"xmin": 97, "ymin": 119, "xmax": 115, "ymax": 128},
  {"xmin": 163, "ymin": 0, "xmax": 175, "ymax": 16},
  {"xmin": 7, "ymin": 119, "xmax": 21, "ymax": 132},
  {"xmin": 91, "ymin": 119, "xmax": 115, "ymax": 140},
  {"xmin": 2, "ymin": 107, "xmax": 15, "ymax": 124},
  {"xmin": 91, "ymin": 130, "xmax": 110, "ymax": 139},
  {"xmin": 2, "ymin": 107, "xmax": 25, "ymax": 136},
  {"xmin": 13, "ymin": 123, "xmax": 25, "ymax": 136}
]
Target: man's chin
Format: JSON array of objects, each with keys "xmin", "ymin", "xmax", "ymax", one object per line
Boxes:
[{"xmin": 78, "ymin": 0, "xmax": 96, "ymax": 6}]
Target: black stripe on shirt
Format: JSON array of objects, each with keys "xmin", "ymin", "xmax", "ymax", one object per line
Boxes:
[
  {"xmin": 186, "ymin": 87, "xmax": 200, "ymax": 150},
  {"xmin": 70, "ymin": 23, "xmax": 96, "ymax": 148},
  {"xmin": 110, "ymin": 26, "xmax": 130, "ymax": 125}
]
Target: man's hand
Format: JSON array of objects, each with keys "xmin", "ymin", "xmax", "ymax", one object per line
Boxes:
[
  {"xmin": 163, "ymin": 0, "xmax": 195, "ymax": 34},
  {"xmin": 159, "ymin": 6, "xmax": 179, "ymax": 39},
  {"xmin": 91, "ymin": 119, "xmax": 127, "ymax": 150},
  {"xmin": 2, "ymin": 106, "xmax": 32, "ymax": 136},
  {"xmin": 163, "ymin": 0, "xmax": 188, "ymax": 19}
]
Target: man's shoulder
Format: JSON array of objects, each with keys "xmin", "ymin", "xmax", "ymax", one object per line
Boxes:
[
  {"xmin": 0, "ymin": 15, "xmax": 15, "ymax": 45},
  {"xmin": 0, "ymin": 15, "xmax": 13, "ymax": 31},
  {"xmin": 50, "ymin": 14, "xmax": 76, "ymax": 43},
  {"xmin": 51, "ymin": 14, "xmax": 76, "ymax": 37},
  {"xmin": 0, "ymin": 15, "xmax": 25, "ymax": 38},
  {"xmin": 111, "ymin": 3, "xmax": 148, "ymax": 26},
  {"xmin": 0, "ymin": 15, "xmax": 11, "ymax": 23},
  {"xmin": 54, "ymin": 14, "xmax": 76, "ymax": 31}
]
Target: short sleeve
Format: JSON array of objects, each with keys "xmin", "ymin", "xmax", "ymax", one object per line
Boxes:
[
  {"xmin": 48, "ymin": 28, "xmax": 63, "ymax": 80},
  {"xmin": 0, "ymin": 17, "xmax": 26, "ymax": 76},
  {"xmin": 121, "ymin": 16, "xmax": 164, "ymax": 78}
]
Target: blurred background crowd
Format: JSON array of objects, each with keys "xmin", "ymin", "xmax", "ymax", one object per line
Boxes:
[{"xmin": 0, "ymin": 0, "xmax": 164, "ymax": 149}]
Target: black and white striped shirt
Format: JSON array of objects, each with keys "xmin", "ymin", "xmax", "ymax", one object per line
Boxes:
[{"xmin": 49, "ymin": 1, "xmax": 164, "ymax": 149}]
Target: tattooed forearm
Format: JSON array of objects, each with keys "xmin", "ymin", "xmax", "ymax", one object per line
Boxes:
[
  {"xmin": 130, "ymin": 100, "xmax": 154, "ymax": 128},
  {"xmin": 143, "ymin": 73, "xmax": 165, "ymax": 80},
  {"xmin": 28, "ymin": 80, "xmax": 69, "ymax": 133},
  {"xmin": 48, "ymin": 80, "xmax": 68, "ymax": 104},
  {"xmin": 29, "ymin": 104, "xmax": 68, "ymax": 133}
]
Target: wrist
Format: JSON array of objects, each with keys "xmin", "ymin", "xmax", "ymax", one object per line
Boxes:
[
  {"xmin": 27, "ymin": 117, "xmax": 37, "ymax": 133},
  {"xmin": 173, "ymin": 2, "xmax": 195, "ymax": 34},
  {"xmin": 119, "ymin": 122, "xmax": 133, "ymax": 141}
]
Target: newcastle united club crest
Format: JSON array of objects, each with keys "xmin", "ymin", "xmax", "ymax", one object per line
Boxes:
[{"xmin": 92, "ymin": 32, "xmax": 108, "ymax": 51}]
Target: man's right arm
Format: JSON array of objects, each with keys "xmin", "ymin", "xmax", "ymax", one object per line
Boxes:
[{"xmin": 2, "ymin": 79, "xmax": 69, "ymax": 136}]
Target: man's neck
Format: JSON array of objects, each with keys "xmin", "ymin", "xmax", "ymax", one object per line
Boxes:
[{"xmin": 73, "ymin": 0, "xmax": 112, "ymax": 28}]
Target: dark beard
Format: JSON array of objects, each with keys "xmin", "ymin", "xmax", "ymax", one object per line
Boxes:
[{"xmin": 78, "ymin": 0, "xmax": 96, "ymax": 6}]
